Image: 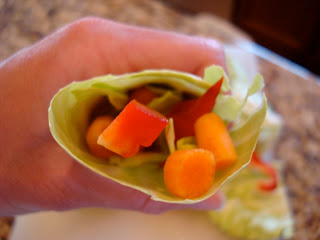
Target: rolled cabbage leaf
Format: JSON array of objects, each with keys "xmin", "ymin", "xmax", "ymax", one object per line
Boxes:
[{"xmin": 48, "ymin": 67, "xmax": 267, "ymax": 203}]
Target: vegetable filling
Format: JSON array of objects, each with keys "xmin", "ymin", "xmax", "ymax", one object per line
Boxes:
[{"xmin": 86, "ymin": 80, "xmax": 239, "ymax": 199}]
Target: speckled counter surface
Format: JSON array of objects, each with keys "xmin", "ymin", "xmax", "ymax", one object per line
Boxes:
[{"xmin": 0, "ymin": 0, "xmax": 319, "ymax": 239}]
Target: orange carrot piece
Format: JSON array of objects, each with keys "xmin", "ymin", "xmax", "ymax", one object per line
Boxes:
[
  {"xmin": 164, "ymin": 149, "xmax": 215, "ymax": 199},
  {"xmin": 129, "ymin": 87, "xmax": 158, "ymax": 105},
  {"xmin": 195, "ymin": 113, "xmax": 237, "ymax": 171},
  {"xmin": 86, "ymin": 115, "xmax": 115, "ymax": 158}
]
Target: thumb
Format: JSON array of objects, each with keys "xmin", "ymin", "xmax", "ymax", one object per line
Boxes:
[{"xmin": 139, "ymin": 191, "xmax": 226, "ymax": 214}]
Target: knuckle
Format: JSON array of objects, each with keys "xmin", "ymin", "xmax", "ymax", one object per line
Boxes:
[{"xmin": 62, "ymin": 17, "xmax": 106, "ymax": 39}]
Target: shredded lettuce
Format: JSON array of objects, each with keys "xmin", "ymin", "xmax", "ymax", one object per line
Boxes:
[
  {"xmin": 176, "ymin": 137, "xmax": 197, "ymax": 150},
  {"xmin": 147, "ymin": 90, "xmax": 182, "ymax": 115},
  {"xmin": 165, "ymin": 118, "xmax": 176, "ymax": 154},
  {"xmin": 225, "ymin": 55, "xmax": 282, "ymax": 155},
  {"xmin": 108, "ymin": 153, "xmax": 167, "ymax": 168},
  {"xmin": 213, "ymin": 73, "xmax": 264, "ymax": 124},
  {"xmin": 207, "ymin": 55, "xmax": 292, "ymax": 239},
  {"xmin": 204, "ymin": 65, "xmax": 230, "ymax": 92},
  {"xmin": 209, "ymin": 165, "xmax": 294, "ymax": 239},
  {"xmin": 48, "ymin": 67, "xmax": 267, "ymax": 203}
]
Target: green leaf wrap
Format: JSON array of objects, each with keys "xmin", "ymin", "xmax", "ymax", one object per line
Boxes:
[{"xmin": 48, "ymin": 68, "xmax": 267, "ymax": 203}]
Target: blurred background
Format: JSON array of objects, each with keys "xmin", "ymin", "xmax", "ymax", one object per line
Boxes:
[
  {"xmin": 1, "ymin": 0, "xmax": 319, "ymax": 75},
  {"xmin": 163, "ymin": 0, "xmax": 320, "ymax": 75}
]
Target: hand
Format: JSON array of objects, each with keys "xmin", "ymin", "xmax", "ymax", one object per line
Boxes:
[{"xmin": 0, "ymin": 17, "xmax": 226, "ymax": 216}]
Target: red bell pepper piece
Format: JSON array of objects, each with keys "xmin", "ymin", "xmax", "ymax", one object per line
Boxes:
[
  {"xmin": 167, "ymin": 78, "xmax": 223, "ymax": 140},
  {"xmin": 250, "ymin": 151, "xmax": 278, "ymax": 191},
  {"xmin": 97, "ymin": 100, "xmax": 169, "ymax": 158}
]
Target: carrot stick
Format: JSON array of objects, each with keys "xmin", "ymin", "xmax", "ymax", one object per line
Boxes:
[
  {"xmin": 163, "ymin": 149, "xmax": 215, "ymax": 199},
  {"xmin": 194, "ymin": 113, "xmax": 237, "ymax": 171},
  {"xmin": 86, "ymin": 115, "xmax": 115, "ymax": 158}
]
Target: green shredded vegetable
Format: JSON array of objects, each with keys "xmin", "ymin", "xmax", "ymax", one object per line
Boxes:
[{"xmin": 209, "ymin": 165, "xmax": 294, "ymax": 239}]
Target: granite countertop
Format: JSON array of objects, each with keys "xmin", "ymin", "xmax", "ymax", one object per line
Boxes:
[{"xmin": 1, "ymin": 0, "xmax": 319, "ymax": 239}]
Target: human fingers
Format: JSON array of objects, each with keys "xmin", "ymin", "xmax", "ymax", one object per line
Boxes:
[
  {"xmin": 54, "ymin": 156, "xmax": 225, "ymax": 214},
  {"xmin": 1, "ymin": 17, "xmax": 226, "ymax": 108},
  {"xmin": 0, "ymin": 17, "xmax": 227, "ymax": 149},
  {"xmin": 137, "ymin": 191, "xmax": 225, "ymax": 214}
]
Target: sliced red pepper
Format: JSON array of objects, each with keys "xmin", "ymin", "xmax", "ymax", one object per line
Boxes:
[
  {"xmin": 167, "ymin": 78, "xmax": 223, "ymax": 140},
  {"xmin": 97, "ymin": 100, "xmax": 169, "ymax": 158},
  {"xmin": 250, "ymin": 151, "xmax": 278, "ymax": 191},
  {"xmin": 167, "ymin": 99, "xmax": 196, "ymax": 116}
]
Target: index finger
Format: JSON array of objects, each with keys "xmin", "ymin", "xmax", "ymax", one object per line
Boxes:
[
  {"xmin": 57, "ymin": 17, "xmax": 227, "ymax": 76},
  {"xmin": 2, "ymin": 17, "xmax": 227, "ymax": 104}
]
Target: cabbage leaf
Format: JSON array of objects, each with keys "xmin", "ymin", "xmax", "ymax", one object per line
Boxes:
[{"xmin": 48, "ymin": 67, "xmax": 267, "ymax": 203}]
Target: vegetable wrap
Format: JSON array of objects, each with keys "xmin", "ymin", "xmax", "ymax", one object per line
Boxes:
[{"xmin": 48, "ymin": 65, "xmax": 267, "ymax": 203}]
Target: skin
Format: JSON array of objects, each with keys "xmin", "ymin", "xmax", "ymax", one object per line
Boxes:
[{"xmin": 0, "ymin": 17, "xmax": 226, "ymax": 216}]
